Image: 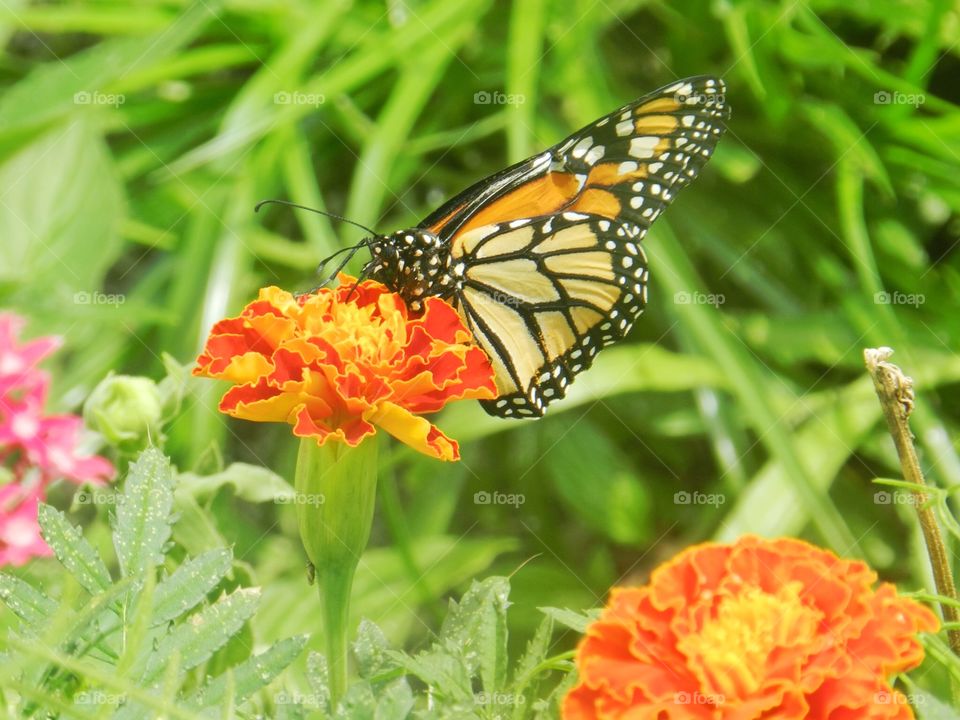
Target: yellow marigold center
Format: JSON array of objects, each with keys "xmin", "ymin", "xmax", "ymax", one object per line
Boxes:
[
  {"xmin": 301, "ymin": 294, "xmax": 404, "ymax": 368},
  {"xmin": 678, "ymin": 581, "xmax": 821, "ymax": 701}
]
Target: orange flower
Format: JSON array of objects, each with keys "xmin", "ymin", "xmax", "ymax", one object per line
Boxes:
[
  {"xmin": 564, "ymin": 535, "xmax": 938, "ymax": 720},
  {"xmin": 193, "ymin": 276, "xmax": 496, "ymax": 461}
]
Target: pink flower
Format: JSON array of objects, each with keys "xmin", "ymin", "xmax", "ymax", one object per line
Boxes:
[
  {"xmin": 0, "ymin": 312, "xmax": 113, "ymax": 487},
  {"xmin": 0, "ymin": 484, "xmax": 52, "ymax": 566},
  {"xmin": 0, "ymin": 314, "xmax": 59, "ymax": 398},
  {"xmin": 0, "ymin": 311, "xmax": 115, "ymax": 566}
]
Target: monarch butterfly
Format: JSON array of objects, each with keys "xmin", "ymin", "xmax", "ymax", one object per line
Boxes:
[{"xmin": 338, "ymin": 76, "xmax": 727, "ymax": 419}]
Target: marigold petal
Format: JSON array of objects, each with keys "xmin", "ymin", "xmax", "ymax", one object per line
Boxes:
[{"xmin": 365, "ymin": 401, "xmax": 459, "ymax": 461}]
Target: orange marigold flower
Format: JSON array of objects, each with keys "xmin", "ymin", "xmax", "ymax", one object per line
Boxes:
[
  {"xmin": 193, "ymin": 276, "xmax": 496, "ymax": 461},
  {"xmin": 564, "ymin": 535, "xmax": 938, "ymax": 720}
]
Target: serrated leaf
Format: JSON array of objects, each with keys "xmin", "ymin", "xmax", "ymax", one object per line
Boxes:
[
  {"xmin": 187, "ymin": 635, "xmax": 308, "ymax": 710},
  {"xmin": 390, "ymin": 650, "xmax": 472, "ymax": 703},
  {"xmin": 335, "ymin": 680, "xmax": 377, "ymax": 720},
  {"xmin": 177, "ymin": 462, "xmax": 294, "ymax": 504},
  {"xmin": 353, "ymin": 619, "xmax": 391, "ymax": 679},
  {"xmin": 0, "ymin": 573, "xmax": 57, "ymax": 629},
  {"xmin": 438, "ymin": 577, "xmax": 509, "ymax": 694},
  {"xmin": 37, "ymin": 503, "xmax": 111, "ymax": 595},
  {"xmin": 538, "ymin": 607, "xmax": 599, "ymax": 634},
  {"xmin": 113, "ymin": 448, "xmax": 176, "ymax": 579},
  {"xmin": 152, "ymin": 548, "xmax": 232, "ymax": 625},
  {"xmin": 141, "ymin": 587, "xmax": 261, "ymax": 684},
  {"xmin": 513, "ymin": 614, "xmax": 554, "ymax": 684},
  {"xmin": 305, "ymin": 650, "xmax": 331, "ymax": 711},
  {"xmin": 374, "ymin": 679, "xmax": 414, "ymax": 720}
]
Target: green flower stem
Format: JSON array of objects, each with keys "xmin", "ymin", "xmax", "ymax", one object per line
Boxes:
[
  {"xmin": 864, "ymin": 348, "xmax": 960, "ymax": 655},
  {"xmin": 295, "ymin": 436, "xmax": 379, "ymax": 708}
]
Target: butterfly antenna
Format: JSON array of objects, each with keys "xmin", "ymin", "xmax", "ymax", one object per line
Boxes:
[{"xmin": 254, "ymin": 199, "xmax": 381, "ymax": 237}]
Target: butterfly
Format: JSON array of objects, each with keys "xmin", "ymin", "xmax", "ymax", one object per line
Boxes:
[{"xmin": 347, "ymin": 76, "xmax": 728, "ymax": 419}]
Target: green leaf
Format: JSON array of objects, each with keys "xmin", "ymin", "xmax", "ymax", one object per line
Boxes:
[
  {"xmin": 911, "ymin": 689, "xmax": 958, "ymax": 720},
  {"xmin": 0, "ymin": 574, "xmax": 57, "ymax": 629},
  {"xmin": 513, "ymin": 614, "xmax": 554, "ymax": 684},
  {"xmin": 438, "ymin": 577, "xmax": 510, "ymax": 694},
  {"xmin": 177, "ymin": 462, "xmax": 294, "ymax": 504},
  {"xmin": 153, "ymin": 548, "xmax": 233, "ymax": 625},
  {"xmin": 37, "ymin": 503, "xmax": 112, "ymax": 595},
  {"xmin": 186, "ymin": 635, "xmax": 308, "ymax": 710},
  {"xmin": 353, "ymin": 619, "xmax": 391, "ymax": 679},
  {"xmin": 305, "ymin": 650, "xmax": 331, "ymax": 712},
  {"xmin": 390, "ymin": 650, "xmax": 472, "ymax": 704},
  {"xmin": 141, "ymin": 587, "xmax": 261, "ymax": 684},
  {"xmin": 373, "ymin": 679, "xmax": 414, "ymax": 720},
  {"xmin": 538, "ymin": 607, "xmax": 599, "ymax": 634},
  {"xmin": 541, "ymin": 420, "xmax": 651, "ymax": 545},
  {"xmin": 113, "ymin": 447, "xmax": 177, "ymax": 579},
  {"xmin": 335, "ymin": 681, "xmax": 377, "ymax": 720},
  {"xmin": 0, "ymin": 118, "xmax": 123, "ymax": 295}
]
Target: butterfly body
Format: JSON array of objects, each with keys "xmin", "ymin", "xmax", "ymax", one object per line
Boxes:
[{"xmin": 363, "ymin": 76, "xmax": 729, "ymax": 418}]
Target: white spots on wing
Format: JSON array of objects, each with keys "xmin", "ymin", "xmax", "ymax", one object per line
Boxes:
[
  {"xmin": 682, "ymin": 115, "xmax": 695, "ymax": 127},
  {"xmin": 622, "ymin": 256, "xmax": 633, "ymax": 268},
  {"xmin": 598, "ymin": 220, "xmax": 611, "ymax": 231},
  {"xmin": 615, "ymin": 119, "xmax": 634, "ymax": 137},
  {"xmin": 630, "ymin": 196, "xmax": 644, "ymax": 209},
  {"xmin": 572, "ymin": 136, "xmax": 594, "ymax": 159},
  {"xmin": 629, "ymin": 136, "xmax": 659, "ymax": 159},
  {"xmin": 585, "ymin": 145, "xmax": 606, "ymax": 164},
  {"xmin": 562, "ymin": 211, "xmax": 588, "ymax": 221},
  {"xmin": 618, "ymin": 161, "xmax": 638, "ymax": 175},
  {"xmin": 649, "ymin": 162, "xmax": 663, "ymax": 174},
  {"xmin": 509, "ymin": 218, "xmax": 531, "ymax": 228}
]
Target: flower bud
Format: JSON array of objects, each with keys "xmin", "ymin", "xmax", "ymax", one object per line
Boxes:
[{"xmin": 84, "ymin": 374, "xmax": 163, "ymax": 448}]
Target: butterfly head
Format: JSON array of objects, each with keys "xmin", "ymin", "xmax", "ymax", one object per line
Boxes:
[{"xmin": 362, "ymin": 229, "xmax": 455, "ymax": 310}]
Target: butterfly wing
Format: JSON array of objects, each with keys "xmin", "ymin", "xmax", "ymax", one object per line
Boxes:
[
  {"xmin": 454, "ymin": 213, "xmax": 646, "ymax": 417},
  {"xmin": 420, "ymin": 76, "xmax": 729, "ymax": 417}
]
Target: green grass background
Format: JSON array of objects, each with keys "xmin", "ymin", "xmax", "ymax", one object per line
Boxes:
[{"xmin": 1, "ymin": 0, "xmax": 959, "ymax": 711}]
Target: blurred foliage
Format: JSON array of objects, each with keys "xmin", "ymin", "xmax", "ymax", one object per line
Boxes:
[{"xmin": 1, "ymin": 0, "xmax": 960, "ymax": 715}]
